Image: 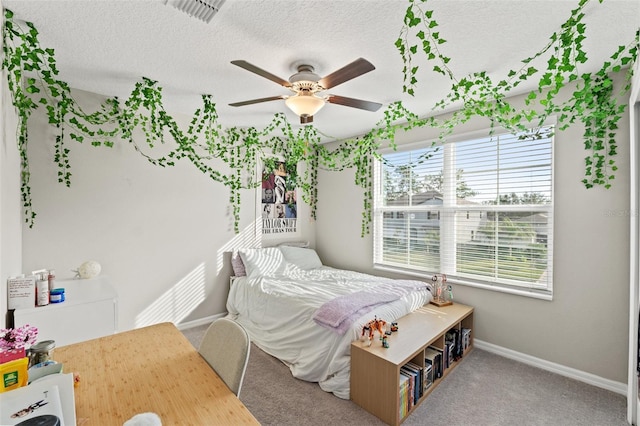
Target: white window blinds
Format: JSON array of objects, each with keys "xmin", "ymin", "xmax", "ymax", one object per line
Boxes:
[{"xmin": 373, "ymin": 127, "xmax": 554, "ymax": 293}]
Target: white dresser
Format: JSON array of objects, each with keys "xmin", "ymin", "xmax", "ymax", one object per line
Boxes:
[{"xmin": 12, "ymin": 276, "xmax": 118, "ymax": 347}]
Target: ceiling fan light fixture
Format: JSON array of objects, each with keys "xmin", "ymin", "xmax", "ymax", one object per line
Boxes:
[
  {"xmin": 230, "ymin": 58, "xmax": 381, "ymax": 122},
  {"xmin": 285, "ymin": 93, "xmax": 325, "ymax": 117}
]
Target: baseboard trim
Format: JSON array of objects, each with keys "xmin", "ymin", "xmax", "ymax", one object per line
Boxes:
[
  {"xmin": 474, "ymin": 339, "xmax": 627, "ymax": 395},
  {"xmin": 176, "ymin": 313, "xmax": 226, "ymax": 331},
  {"xmin": 175, "ymin": 320, "xmax": 627, "ymax": 395}
]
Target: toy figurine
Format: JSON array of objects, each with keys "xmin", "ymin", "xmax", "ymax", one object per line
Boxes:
[
  {"xmin": 382, "ymin": 335, "xmax": 389, "ymax": 348},
  {"xmin": 361, "ymin": 325, "xmax": 372, "ymax": 347},
  {"xmin": 361, "ymin": 316, "xmax": 388, "ymax": 347}
]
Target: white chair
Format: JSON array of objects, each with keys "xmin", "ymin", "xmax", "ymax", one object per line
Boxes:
[{"xmin": 198, "ymin": 318, "xmax": 251, "ymax": 397}]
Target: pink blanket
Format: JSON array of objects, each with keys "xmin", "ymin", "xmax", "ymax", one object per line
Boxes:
[{"xmin": 312, "ymin": 280, "xmax": 429, "ymax": 334}]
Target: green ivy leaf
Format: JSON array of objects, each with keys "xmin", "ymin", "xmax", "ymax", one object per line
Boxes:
[{"xmin": 2, "ymin": 2, "xmax": 636, "ymax": 231}]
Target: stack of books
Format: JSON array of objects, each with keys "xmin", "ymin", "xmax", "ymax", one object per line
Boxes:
[
  {"xmin": 399, "ymin": 372, "xmax": 411, "ymax": 419},
  {"xmin": 401, "ymin": 362, "xmax": 423, "ymax": 404},
  {"xmin": 425, "ymin": 346, "xmax": 443, "ymax": 380}
]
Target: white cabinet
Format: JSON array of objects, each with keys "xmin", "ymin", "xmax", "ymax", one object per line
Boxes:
[{"xmin": 12, "ymin": 276, "xmax": 118, "ymax": 347}]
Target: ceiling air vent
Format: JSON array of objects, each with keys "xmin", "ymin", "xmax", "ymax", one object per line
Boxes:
[{"xmin": 165, "ymin": 0, "xmax": 226, "ymax": 23}]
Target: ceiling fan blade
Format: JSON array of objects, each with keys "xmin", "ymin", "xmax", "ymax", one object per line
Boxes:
[
  {"xmin": 318, "ymin": 58, "xmax": 375, "ymax": 90},
  {"xmin": 229, "ymin": 95, "xmax": 285, "ymax": 107},
  {"xmin": 326, "ymin": 95, "xmax": 382, "ymax": 112},
  {"xmin": 231, "ymin": 60, "xmax": 291, "ymax": 88},
  {"xmin": 300, "ymin": 115, "xmax": 313, "ymax": 124}
]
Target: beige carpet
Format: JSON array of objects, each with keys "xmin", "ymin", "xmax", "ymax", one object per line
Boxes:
[{"xmin": 182, "ymin": 324, "xmax": 628, "ymax": 426}]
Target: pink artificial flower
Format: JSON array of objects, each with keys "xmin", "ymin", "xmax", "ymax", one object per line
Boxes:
[{"xmin": 0, "ymin": 324, "xmax": 38, "ymax": 352}]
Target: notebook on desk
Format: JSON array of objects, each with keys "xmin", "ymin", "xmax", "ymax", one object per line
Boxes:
[{"xmin": 0, "ymin": 373, "xmax": 75, "ymax": 426}]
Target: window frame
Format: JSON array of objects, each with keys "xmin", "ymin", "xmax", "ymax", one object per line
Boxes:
[{"xmin": 373, "ymin": 125, "xmax": 555, "ymax": 300}]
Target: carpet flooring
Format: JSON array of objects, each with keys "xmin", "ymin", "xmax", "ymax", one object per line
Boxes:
[{"xmin": 182, "ymin": 324, "xmax": 628, "ymax": 426}]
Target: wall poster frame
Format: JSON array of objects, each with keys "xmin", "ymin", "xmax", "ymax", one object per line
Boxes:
[{"xmin": 259, "ymin": 158, "xmax": 299, "ymax": 237}]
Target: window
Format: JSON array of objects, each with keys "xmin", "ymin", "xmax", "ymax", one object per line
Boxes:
[{"xmin": 373, "ymin": 127, "xmax": 554, "ymax": 296}]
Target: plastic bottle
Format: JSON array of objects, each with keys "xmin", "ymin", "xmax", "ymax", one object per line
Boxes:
[
  {"xmin": 36, "ymin": 273, "xmax": 49, "ymax": 306},
  {"xmin": 47, "ymin": 269, "xmax": 56, "ymax": 295}
]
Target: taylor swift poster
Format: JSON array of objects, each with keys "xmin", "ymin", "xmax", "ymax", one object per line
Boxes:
[{"xmin": 262, "ymin": 160, "xmax": 297, "ymax": 234}]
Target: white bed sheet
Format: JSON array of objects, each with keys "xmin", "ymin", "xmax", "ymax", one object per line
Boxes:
[{"xmin": 226, "ymin": 265, "xmax": 433, "ymax": 399}]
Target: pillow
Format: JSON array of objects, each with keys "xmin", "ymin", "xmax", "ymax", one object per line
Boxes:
[
  {"xmin": 279, "ymin": 246, "xmax": 323, "ymax": 270},
  {"xmin": 231, "ymin": 251, "xmax": 246, "ymax": 277},
  {"xmin": 278, "ymin": 241, "xmax": 310, "ymax": 248},
  {"xmin": 238, "ymin": 247, "xmax": 286, "ymax": 278}
]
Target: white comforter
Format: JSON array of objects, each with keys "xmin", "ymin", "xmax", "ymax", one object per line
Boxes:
[{"xmin": 226, "ymin": 265, "xmax": 433, "ymax": 399}]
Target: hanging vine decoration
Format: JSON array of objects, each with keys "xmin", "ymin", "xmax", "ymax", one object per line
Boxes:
[
  {"xmin": 0, "ymin": 7, "xmax": 420, "ymax": 235},
  {"xmin": 396, "ymin": 0, "xmax": 638, "ymax": 189},
  {"xmin": 2, "ymin": 0, "xmax": 638, "ymax": 235}
]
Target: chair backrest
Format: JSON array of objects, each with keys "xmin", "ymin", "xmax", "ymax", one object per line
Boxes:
[{"xmin": 198, "ymin": 317, "xmax": 250, "ymax": 397}]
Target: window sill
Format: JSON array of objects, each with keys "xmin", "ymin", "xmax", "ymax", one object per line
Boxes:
[{"xmin": 373, "ymin": 264, "xmax": 553, "ymax": 301}]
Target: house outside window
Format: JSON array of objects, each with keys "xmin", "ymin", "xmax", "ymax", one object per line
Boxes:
[{"xmin": 373, "ymin": 126, "xmax": 554, "ymax": 296}]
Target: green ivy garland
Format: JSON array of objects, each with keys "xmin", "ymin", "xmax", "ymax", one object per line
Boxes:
[
  {"xmin": 397, "ymin": 0, "xmax": 638, "ymax": 189},
  {"xmin": 2, "ymin": 0, "xmax": 638, "ymax": 236}
]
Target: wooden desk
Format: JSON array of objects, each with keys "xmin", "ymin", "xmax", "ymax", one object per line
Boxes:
[{"xmin": 55, "ymin": 322, "xmax": 259, "ymax": 425}]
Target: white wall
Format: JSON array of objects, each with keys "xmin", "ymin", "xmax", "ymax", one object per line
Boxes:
[
  {"xmin": 316, "ymin": 76, "xmax": 631, "ymax": 385},
  {"xmin": 1, "ymin": 54, "xmax": 630, "ymax": 387},
  {"xmin": 0, "ymin": 2, "xmax": 23, "ymax": 325},
  {"xmin": 16, "ymin": 88, "xmax": 315, "ymax": 331}
]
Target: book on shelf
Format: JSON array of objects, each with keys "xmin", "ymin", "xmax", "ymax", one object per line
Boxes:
[
  {"xmin": 445, "ymin": 340, "xmax": 454, "ymax": 367},
  {"xmin": 399, "ymin": 374, "xmax": 410, "ymax": 419},
  {"xmin": 442, "ymin": 341, "xmax": 450, "ymax": 369},
  {"xmin": 455, "ymin": 328, "xmax": 463, "ymax": 357},
  {"xmin": 402, "ymin": 362, "xmax": 422, "ymax": 402},
  {"xmin": 424, "ymin": 363, "xmax": 433, "ymax": 391},
  {"xmin": 425, "ymin": 346, "xmax": 443, "ymax": 378},
  {"xmin": 446, "ymin": 328, "xmax": 463, "ymax": 360},
  {"xmin": 462, "ymin": 328, "xmax": 472, "ymax": 353},
  {"xmin": 399, "ymin": 369, "xmax": 414, "ymax": 411},
  {"xmin": 407, "ymin": 361, "xmax": 427, "ymax": 397}
]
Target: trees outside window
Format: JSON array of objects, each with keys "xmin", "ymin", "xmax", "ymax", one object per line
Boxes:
[{"xmin": 374, "ymin": 127, "xmax": 553, "ymax": 294}]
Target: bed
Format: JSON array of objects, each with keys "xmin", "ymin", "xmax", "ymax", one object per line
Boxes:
[{"xmin": 226, "ymin": 246, "xmax": 433, "ymax": 399}]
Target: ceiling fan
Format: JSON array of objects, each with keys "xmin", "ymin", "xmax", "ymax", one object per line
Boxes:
[{"xmin": 229, "ymin": 58, "xmax": 383, "ymax": 124}]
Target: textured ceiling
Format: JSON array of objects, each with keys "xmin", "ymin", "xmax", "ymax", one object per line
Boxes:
[{"xmin": 2, "ymin": 0, "xmax": 639, "ymax": 141}]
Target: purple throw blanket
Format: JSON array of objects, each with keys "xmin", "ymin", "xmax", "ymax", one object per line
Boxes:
[{"xmin": 312, "ymin": 280, "xmax": 429, "ymax": 334}]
